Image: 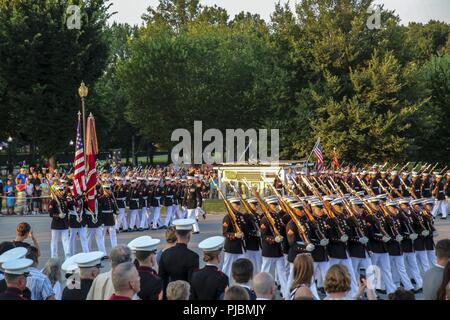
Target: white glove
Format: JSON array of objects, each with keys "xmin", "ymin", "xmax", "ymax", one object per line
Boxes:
[
  {"xmin": 235, "ymin": 232, "xmax": 244, "ymax": 239},
  {"xmin": 59, "ymin": 213, "xmax": 65, "ymax": 219},
  {"xmin": 382, "ymin": 235, "xmax": 391, "ymax": 243},
  {"xmin": 275, "ymin": 235, "xmax": 284, "ymax": 243}
]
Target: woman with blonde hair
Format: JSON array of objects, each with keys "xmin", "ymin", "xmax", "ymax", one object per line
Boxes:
[
  {"xmin": 290, "ymin": 254, "xmax": 316, "ymax": 300},
  {"xmin": 42, "ymin": 258, "xmax": 63, "ymax": 300},
  {"xmin": 324, "ymin": 264, "xmax": 376, "ymax": 300}
]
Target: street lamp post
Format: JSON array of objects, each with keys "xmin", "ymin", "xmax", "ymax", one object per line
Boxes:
[
  {"xmin": 7, "ymin": 136, "xmax": 13, "ymax": 174},
  {"xmin": 78, "ymin": 81, "xmax": 89, "ymax": 146}
]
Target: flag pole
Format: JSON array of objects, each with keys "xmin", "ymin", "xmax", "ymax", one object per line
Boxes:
[{"xmin": 305, "ymin": 137, "xmax": 320, "ymax": 173}]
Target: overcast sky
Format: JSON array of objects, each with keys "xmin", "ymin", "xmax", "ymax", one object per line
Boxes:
[{"xmin": 108, "ymin": 0, "xmax": 450, "ymax": 26}]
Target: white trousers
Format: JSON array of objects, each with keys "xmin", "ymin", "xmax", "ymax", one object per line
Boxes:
[
  {"xmin": 173, "ymin": 205, "xmax": 183, "ymax": 219},
  {"xmin": 87, "ymin": 227, "xmax": 107, "ymax": 255},
  {"xmin": 313, "ymin": 261, "xmax": 330, "ymax": 289},
  {"xmin": 329, "ymin": 256, "xmax": 358, "ymax": 295},
  {"xmin": 151, "ymin": 207, "xmax": 162, "ymax": 229},
  {"xmin": 128, "ymin": 209, "xmax": 139, "ymax": 229},
  {"xmin": 222, "ymin": 252, "xmax": 245, "ymax": 280},
  {"xmin": 350, "ymin": 254, "xmax": 372, "ymax": 281},
  {"xmin": 103, "ymin": 225, "xmax": 117, "ymax": 249},
  {"xmin": 390, "ymin": 255, "xmax": 414, "ymax": 290},
  {"xmin": 139, "ymin": 207, "xmax": 149, "ymax": 229},
  {"xmin": 415, "ymin": 250, "xmax": 431, "ymax": 274},
  {"xmin": 51, "ymin": 229, "xmax": 70, "ymax": 259},
  {"xmin": 116, "ymin": 208, "xmax": 128, "ymax": 230},
  {"xmin": 164, "ymin": 206, "xmax": 175, "ymax": 227},
  {"xmin": 431, "ymin": 200, "xmax": 447, "ymax": 218},
  {"xmin": 404, "ymin": 252, "xmax": 423, "ymax": 288},
  {"xmin": 245, "ymin": 250, "xmax": 262, "ymax": 275},
  {"xmin": 262, "ymin": 256, "xmax": 289, "ymax": 299},
  {"xmin": 69, "ymin": 227, "xmax": 89, "ymax": 256},
  {"xmin": 370, "ymin": 252, "xmax": 396, "ymax": 294},
  {"xmin": 427, "ymin": 250, "xmax": 437, "ymax": 266},
  {"xmin": 186, "ymin": 209, "xmax": 200, "ymax": 232}
]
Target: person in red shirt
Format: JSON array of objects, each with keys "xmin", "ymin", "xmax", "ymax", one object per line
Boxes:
[{"xmin": 109, "ymin": 262, "xmax": 141, "ymax": 300}]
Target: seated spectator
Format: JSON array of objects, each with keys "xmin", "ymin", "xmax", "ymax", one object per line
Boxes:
[
  {"xmin": 388, "ymin": 287, "xmax": 416, "ymax": 300},
  {"xmin": 25, "ymin": 246, "xmax": 55, "ymax": 300},
  {"xmin": 110, "ymin": 262, "xmax": 140, "ymax": 300},
  {"xmin": 253, "ymin": 272, "xmax": 276, "ymax": 300},
  {"xmin": 324, "ymin": 264, "xmax": 375, "ymax": 300},
  {"xmin": 223, "ymin": 285, "xmax": 250, "ymax": 300},
  {"xmin": 87, "ymin": 245, "xmax": 132, "ymax": 300},
  {"xmin": 230, "ymin": 258, "xmax": 256, "ymax": 300},
  {"xmin": 290, "ymin": 254, "xmax": 316, "ymax": 300},
  {"xmin": 13, "ymin": 222, "xmax": 40, "ymax": 254},
  {"xmin": 42, "ymin": 258, "xmax": 62, "ymax": 300},
  {"xmin": 424, "ymin": 239, "xmax": 450, "ymax": 300},
  {"xmin": 436, "ymin": 261, "xmax": 450, "ymax": 300},
  {"xmin": 166, "ymin": 280, "xmax": 190, "ymax": 300}
]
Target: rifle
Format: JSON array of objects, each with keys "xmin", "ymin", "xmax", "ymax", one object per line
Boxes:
[
  {"xmin": 398, "ymin": 162, "xmax": 410, "ymax": 173},
  {"xmin": 242, "ymin": 179, "xmax": 283, "ymax": 243},
  {"xmin": 229, "ymin": 183, "xmax": 260, "ymax": 234},
  {"xmin": 399, "ymin": 177, "xmax": 417, "ymax": 199},
  {"xmin": 281, "ymin": 175, "xmax": 329, "ymax": 246},
  {"xmin": 427, "ymin": 163, "xmax": 439, "ymax": 175},
  {"xmin": 263, "ymin": 177, "xmax": 315, "ymax": 252},
  {"xmin": 326, "ymin": 178, "xmax": 368, "ymax": 244},
  {"xmin": 356, "ymin": 177, "xmax": 403, "ymax": 242},
  {"xmin": 440, "ymin": 165, "xmax": 448, "ymax": 175},
  {"xmin": 381, "ymin": 180, "xmax": 418, "ymax": 240},
  {"xmin": 341, "ymin": 180, "xmax": 391, "ymax": 241},
  {"xmin": 210, "ymin": 178, "xmax": 242, "ymax": 237},
  {"xmin": 301, "ymin": 176, "xmax": 348, "ymax": 242}
]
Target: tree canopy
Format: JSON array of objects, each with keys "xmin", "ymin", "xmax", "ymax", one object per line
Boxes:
[{"xmin": 1, "ymin": 0, "xmax": 449, "ymax": 164}]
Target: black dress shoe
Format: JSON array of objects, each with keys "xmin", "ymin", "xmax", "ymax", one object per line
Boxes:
[
  {"xmin": 138, "ymin": 228, "xmax": 143, "ymax": 231},
  {"xmin": 413, "ymin": 288, "xmax": 423, "ymax": 294},
  {"xmin": 376, "ymin": 289, "xmax": 387, "ymax": 295},
  {"xmin": 193, "ymin": 231, "xmax": 200, "ymax": 235}
]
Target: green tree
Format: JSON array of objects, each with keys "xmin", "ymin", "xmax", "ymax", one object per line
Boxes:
[
  {"xmin": 413, "ymin": 54, "xmax": 450, "ymax": 162},
  {"xmin": 0, "ymin": 0, "xmax": 111, "ymax": 165},
  {"xmin": 118, "ymin": 18, "xmax": 276, "ymax": 149}
]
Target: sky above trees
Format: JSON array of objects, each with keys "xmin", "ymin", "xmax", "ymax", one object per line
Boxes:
[{"xmin": 109, "ymin": 0, "xmax": 450, "ymax": 26}]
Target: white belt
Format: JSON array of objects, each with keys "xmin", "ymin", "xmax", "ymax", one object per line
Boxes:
[
  {"xmin": 117, "ymin": 198, "xmax": 126, "ymax": 201},
  {"xmin": 165, "ymin": 195, "xmax": 174, "ymax": 198},
  {"xmin": 131, "ymin": 198, "xmax": 139, "ymax": 201},
  {"xmin": 154, "ymin": 197, "xmax": 161, "ymax": 200},
  {"xmin": 103, "ymin": 210, "xmax": 113, "ymax": 213},
  {"xmin": 142, "ymin": 197, "xmax": 148, "ymax": 199}
]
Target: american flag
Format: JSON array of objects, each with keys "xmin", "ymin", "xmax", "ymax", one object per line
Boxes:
[
  {"xmin": 312, "ymin": 138, "xmax": 324, "ymax": 172},
  {"xmin": 73, "ymin": 114, "xmax": 86, "ymax": 196}
]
